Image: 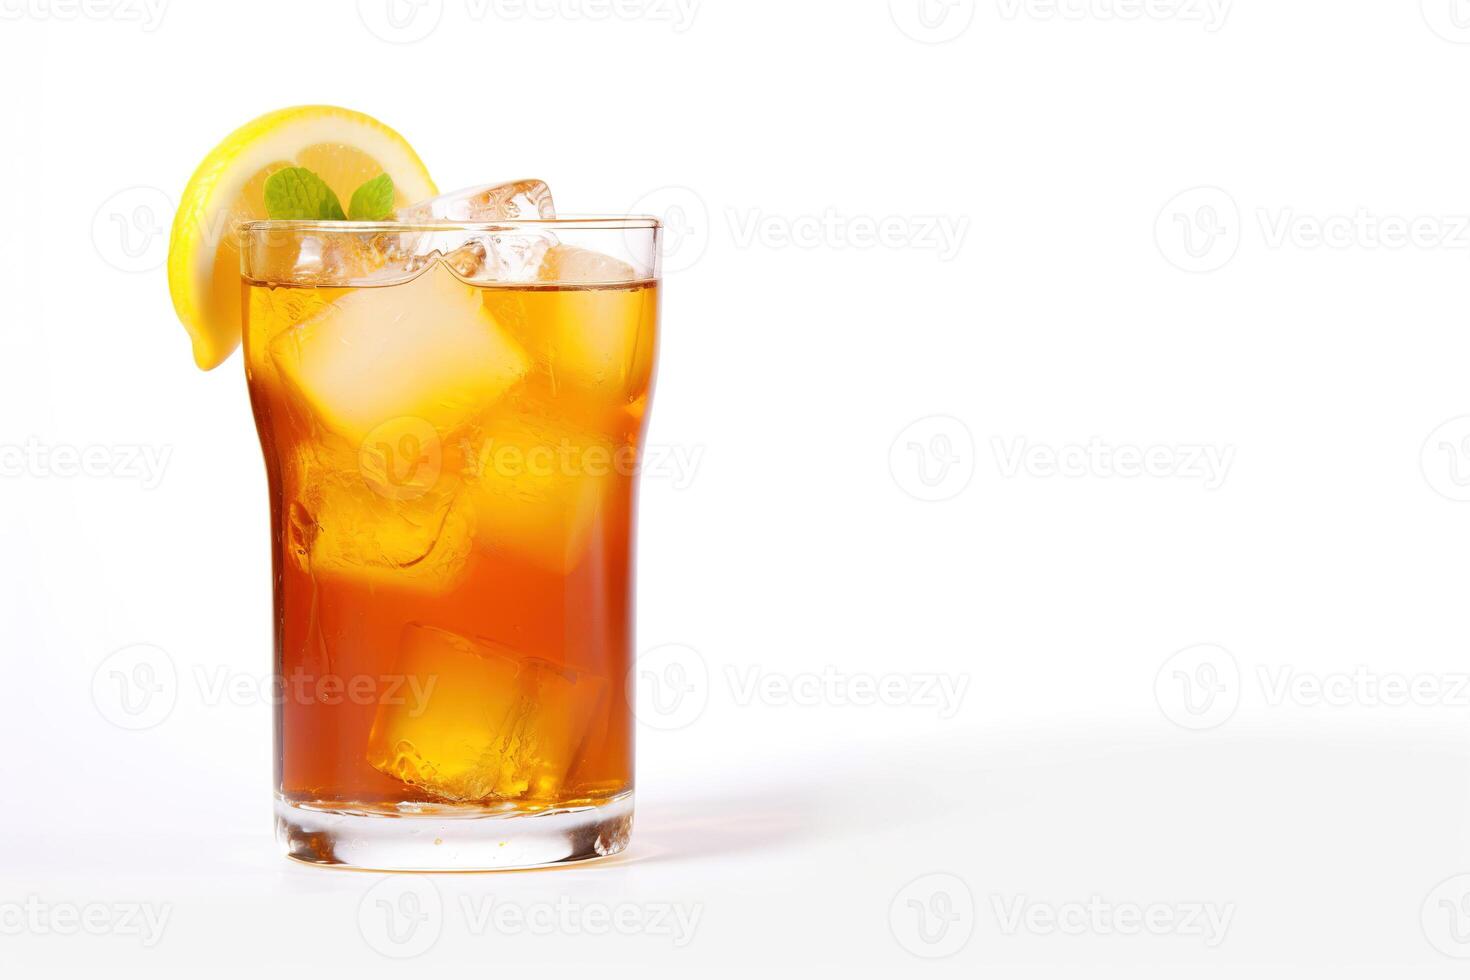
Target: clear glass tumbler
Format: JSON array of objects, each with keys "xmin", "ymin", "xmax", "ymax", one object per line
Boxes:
[{"xmin": 240, "ymin": 218, "xmax": 659, "ymax": 870}]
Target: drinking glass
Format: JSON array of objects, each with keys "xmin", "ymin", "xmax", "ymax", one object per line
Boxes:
[{"xmin": 240, "ymin": 218, "xmax": 659, "ymax": 870}]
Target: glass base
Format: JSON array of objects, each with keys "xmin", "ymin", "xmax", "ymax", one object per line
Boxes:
[{"xmin": 275, "ymin": 793, "xmax": 633, "ymax": 871}]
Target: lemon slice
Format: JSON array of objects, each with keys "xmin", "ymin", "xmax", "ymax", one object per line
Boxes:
[{"xmin": 167, "ymin": 105, "xmax": 436, "ymax": 370}]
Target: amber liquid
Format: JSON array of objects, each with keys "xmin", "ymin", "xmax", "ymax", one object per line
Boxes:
[{"xmin": 243, "ymin": 265, "xmax": 656, "ymax": 812}]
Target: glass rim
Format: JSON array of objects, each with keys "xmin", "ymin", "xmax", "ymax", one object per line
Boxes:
[{"xmin": 240, "ymin": 215, "xmax": 662, "ymax": 236}]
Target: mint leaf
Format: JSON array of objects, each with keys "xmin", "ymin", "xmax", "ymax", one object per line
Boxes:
[
  {"xmin": 348, "ymin": 173, "xmax": 395, "ymax": 221},
  {"xmin": 264, "ymin": 167, "xmax": 346, "ymax": 220}
]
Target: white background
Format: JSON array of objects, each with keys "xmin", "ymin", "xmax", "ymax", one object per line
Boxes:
[{"xmin": 3, "ymin": 0, "xmax": 1470, "ymax": 975}]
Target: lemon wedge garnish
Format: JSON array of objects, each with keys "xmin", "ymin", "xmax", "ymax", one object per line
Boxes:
[{"xmin": 167, "ymin": 105, "xmax": 436, "ymax": 370}]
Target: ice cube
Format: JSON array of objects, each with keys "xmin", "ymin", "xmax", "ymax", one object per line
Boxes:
[
  {"xmin": 285, "ymin": 441, "xmax": 475, "ymax": 593},
  {"xmin": 410, "ymin": 235, "xmax": 550, "ymax": 284},
  {"xmin": 366, "ymin": 625, "xmax": 606, "ymax": 802},
  {"xmin": 465, "ymin": 406, "xmax": 617, "ymax": 574},
  {"xmin": 396, "ymin": 181, "xmax": 558, "ymax": 284},
  {"xmin": 247, "ymin": 227, "xmax": 423, "ymax": 287},
  {"xmin": 481, "ymin": 273, "xmax": 656, "ymax": 399},
  {"xmin": 396, "ymin": 179, "xmax": 557, "ymax": 222},
  {"xmin": 268, "ymin": 263, "xmax": 529, "ymax": 443},
  {"xmin": 538, "ymin": 244, "xmax": 637, "ymax": 284}
]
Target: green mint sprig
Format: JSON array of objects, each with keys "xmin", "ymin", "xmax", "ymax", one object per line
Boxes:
[{"xmin": 263, "ymin": 167, "xmax": 395, "ymax": 221}]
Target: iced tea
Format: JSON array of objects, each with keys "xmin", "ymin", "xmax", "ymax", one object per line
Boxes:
[{"xmin": 242, "ymin": 226, "xmax": 658, "ymax": 869}]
